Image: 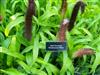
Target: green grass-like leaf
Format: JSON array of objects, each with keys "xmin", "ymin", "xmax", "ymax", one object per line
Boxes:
[{"xmin": 5, "ymin": 16, "xmax": 24, "ymax": 36}]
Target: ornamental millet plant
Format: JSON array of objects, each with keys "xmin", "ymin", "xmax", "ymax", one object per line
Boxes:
[
  {"xmin": 24, "ymin": 0, "xmax": 95, "ymax": 58},
  {"xmin": 58, "ymin": 0, "xmax": 94, "ymax": 58}
]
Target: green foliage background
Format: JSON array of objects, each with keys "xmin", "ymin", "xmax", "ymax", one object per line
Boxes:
[{"xmin": 0, "ymin": 0, "xmax": 100, "ymax": 75}]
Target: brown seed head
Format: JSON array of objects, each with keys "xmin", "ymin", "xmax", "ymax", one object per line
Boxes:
[
  {"xmin": 73, "ymin": 48, "xmax": 95, "ymax": 58},
  {"xmin": 58, "ymin": 19, "xmax": 69, "ymax": 42}
]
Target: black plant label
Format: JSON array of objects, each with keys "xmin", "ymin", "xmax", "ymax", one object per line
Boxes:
[{"xmin": 46, "ymin": 42, "xmax": 67, "ymax": 51}]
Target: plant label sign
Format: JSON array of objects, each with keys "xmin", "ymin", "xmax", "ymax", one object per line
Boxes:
[{"xmin": 46, "ymin": 42, "xmax": 67, "ymax": 51}]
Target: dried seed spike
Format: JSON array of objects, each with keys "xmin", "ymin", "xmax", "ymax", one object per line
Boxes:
[
  {"xmin": 24, "ymin": 0, "xmax": 35, "ymax": 40},
  {"xmin": 60, "ymin": 0, "xmax": 67, "ymax": 19},
  {"xmin": 58, "ymin": 19, "xmax": 69, "ymax": 42},
  {"xmin": 68, "ymin": 1, "xmax": 86, "ymax": 31},
  {"xmin": 73, "ymin": 48, "xmax": 95, "ymax": 58}
]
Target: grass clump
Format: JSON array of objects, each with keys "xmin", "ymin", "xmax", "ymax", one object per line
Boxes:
[{"xmin": 0, "ymin": 0, "xmax": 100, "ymax": 75}]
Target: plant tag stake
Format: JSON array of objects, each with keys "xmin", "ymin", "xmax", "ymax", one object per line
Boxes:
[{"xmin": 46, "ymin": 42, "xmax": 67, "ymax": 51}]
